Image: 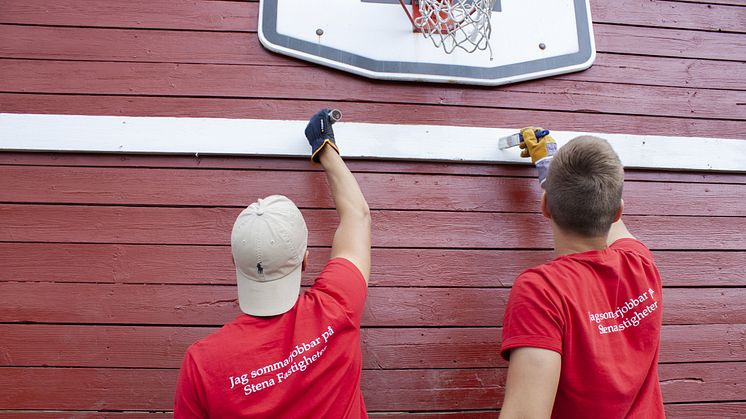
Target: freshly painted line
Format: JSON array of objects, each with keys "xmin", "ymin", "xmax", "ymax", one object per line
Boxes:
[{"xmin": 0, "ymin": 113, "xmax": 744, "ymax": 172}]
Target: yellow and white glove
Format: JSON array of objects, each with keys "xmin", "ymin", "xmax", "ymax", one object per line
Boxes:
[{"xmin": 518, "ymin": 127, "xmax": 557, "ymax": 186}]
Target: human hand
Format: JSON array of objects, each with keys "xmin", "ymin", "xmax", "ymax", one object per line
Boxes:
[
  {"xmin": 519, "ymin": 127, "xmax": 556, "ymax": 163},
  {"xmin": 518, "ymin": 127, "xmax": 556, "ymax": 185},
  {"xmin": 305, "ymin": 109, "xmax": 340, "ymax": 162}
]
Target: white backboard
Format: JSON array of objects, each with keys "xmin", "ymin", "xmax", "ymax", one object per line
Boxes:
[{"xmin": 258, "ymin": 0, "xmax": 595, "ymax": 85}]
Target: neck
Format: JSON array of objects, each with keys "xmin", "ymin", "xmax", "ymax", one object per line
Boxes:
[{"xmin": 551, "ymin": 222, "xmax": 608, "ymax": 256}]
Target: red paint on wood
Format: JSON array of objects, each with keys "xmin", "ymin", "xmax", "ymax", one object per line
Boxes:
[
  {"xmin": 653, "ymin": 251, "xmax": 746, "ymax": 287},
  {"xmin": 362, "ymin": 369, "xmax": 503, "ymax": 411},
  {"xmin": 0, "ymin": 367, "xmax": 503, "ymax": 411},
  {"xmin": 1, "ymin": 165, "xmax": 744, "ymax": 217},
  {"xmin": 3, "ymin": 0, "xmax": 741, "ymax": 36},
  {"xmin": 4, "ymin": 25, "xmax": 745, "ymax": 91},
  {"xmin": 0, "ymin": 283, "xmax": 742, "ymax": 327},
  {"xmin": 591, "ymin": 0, "xmax": 746, "ymax": 33},
  {"xmin": 658, "ymin": 324, "xmax": 746, "ymax": 364},
  {"xmin": 0, "ymin": 149, "xmax": 531, "ymax": 178},
  {"xmin": 2, "ymin": 151, "xmax": 745, "ymax": 184},
  {"xmin": 0, "ymin": 324, "xmax": 216, "ymax": 369},
  {"xmin": 4, "ymin": 0, "xmax": 745, "ymax": 35},
  {"xmin": 568, "ymin": 53, "xmax": 746, "ymax": 91},
  {"xmin": 3, "ymin": 324, "xmax": 741, "ymax": 369},
  {"xmin": 0, "ymin": 0, "xmax": 743, "ymax": 416},
  {"xmin": 5, "ymin": 243, "xmax": 743, "ymax": 288},
  {"xmin": 0, "ymin": 364, "xmax": 742, "ymax": 410},
  {"xmin": 0, "ymin": 243, "xmax": 539, "ymax": 287},
  {"xmin": 3, "ymin": 204, "xmax": 745, "ymax": 249},
  {"xmin": 0, "ymin": 0, "xmax": 255, "ymax": 31},
  {"xmin": 594, "ymin": 24, "xmax": 746, "ymax": 61},
  {"xmin": 1, "ymin": 60, "xmax": 744, "ymax": 121},
  {"xmin": 665, "ymin": 402, "xmax": 746, "ymax": 419},
  {"xmin": 0, "ymin": 368, "xmax": 179, "ymax": 411},
  {"xmin": 673, "ymin": 0, "xmax": 746, "ymax": 6},
  {"xmin": 0, "ymin": 24, "xmax": 286, "ymax": 66},
  {"xmin": 659, "ymin": 363, "xmax": 746, "ymax": 403},
  {"xmin": 3, "ymin": 94, "xmax": 746, "ymax": 141},
  {"xmin": 0, "ymin": 166, "xmax": 538, "ymax": 213}
]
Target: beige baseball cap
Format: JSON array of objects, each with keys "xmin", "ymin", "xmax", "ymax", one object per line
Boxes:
[{"xmin": 231, "ymin": 195, "xmax": 308, "ymax": 316}]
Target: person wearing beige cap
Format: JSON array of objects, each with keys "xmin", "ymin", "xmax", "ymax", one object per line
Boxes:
[{"xmin": 175, "ymin": 109, "xmax": 371, "ymax": 418}]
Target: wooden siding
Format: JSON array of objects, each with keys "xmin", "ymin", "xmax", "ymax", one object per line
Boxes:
[{"xmin": 0, "ymin": 0, "xmax": 744, "ymax": 417}]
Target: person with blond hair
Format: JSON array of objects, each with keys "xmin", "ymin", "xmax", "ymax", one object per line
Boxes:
[{"xmin": 499, "ymin": 130, "xmax": 665, "ymax": 418}]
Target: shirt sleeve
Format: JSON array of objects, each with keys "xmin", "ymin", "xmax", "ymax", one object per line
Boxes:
[
  {"xmin": 311, "ymin": 257, "xmax": 368, "ymax": 325},
  {"xmin": 174, "ymin": 350, "xmax": 208, "ymax": 419},
  {"xmin": 500, "ymin": 270, "xmax": 564, "ymax": 361},
  {"xmin": 610, "ymin": 238, "xmax": 654, "ymax": 261}
]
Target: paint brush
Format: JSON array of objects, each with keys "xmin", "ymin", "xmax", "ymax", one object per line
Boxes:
[{"xmin": 499, "ymin": 129, "xmax": 550, "ymax": 150}]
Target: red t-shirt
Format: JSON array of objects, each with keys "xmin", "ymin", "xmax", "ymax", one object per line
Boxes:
[
  {"xmin": 501, "ymin": 239, "xmax": 665, "ymax": 418},
  {"xmin": 175, "ymin": 258, "xmax": 368, "ymax": 418}
]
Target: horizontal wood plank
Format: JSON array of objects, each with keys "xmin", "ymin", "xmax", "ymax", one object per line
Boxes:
[
  {"xmin": 0, "ymin": 363, "xmax": 742, "ymax": 410},
  {"xmin": 1, "ymin": 165, "xmax": 743, "ymax": 216},
  {"xmin": 0, "ymin": 243, "xmax": 541, "ymax": 287},
  {"xmin": 565, "ymin": 53, "xmax": 746, "ymax": 91},
  {"xmin": 594, "ymin": 23, "xmax": 746, "ymax": 61},
  {"xmin": 591, "ymin": 0, "xmax": 746, "ymax": 33},
  {"xmin": 0, "ymin": 324, "xmax": 742, "ymax": 369},
  {"xmin": 2, "ymin": 243, "xmax": 743, "ymax": 287},
  {"xmin": 2, "ymin": 204, "xmax": 745, "ymax": 250},
  {"xmin": 0, "ymin": 403, "xmax": 744, "ymax": 418},
  {"xmin": 2, "ymin": 95, "xmax": 746, "ymax": 142},
  {"xmin": 659, "ymin": 363, "xmax": 746, "ymax": 403},
  {"xmin": 0, "ymin": 283, "xmax": 742, "ymax": 327},
  {"xmin": 665, "ymin": 402, "xmax": 746, "ymax": 419},
  {"xmin": 4, "ymin": 0, "xmax": 744, "ymax": 35},
  {"xmin": 0, "ymin": 24, "xmax": 288, "ymax": 67},
  {"xmin": 0, "ymin": 367, "xmax": 503, "ymax": 411},
  {"xmin": 1, "ymin": 60, "xmax": 744, "ymax": 121},
  {"xmin": 363, "ymin": 369, "xmax": 503, "ymax": 411},
  {"xmin": 3, "ymin": 25, "xmax": 744, "ymax": 91},
  {"xmin": 2, "ymin": 151, "xmax": 745, "ymax": 185},
  {"xmin": 0, "ymin": 165, "xmax": 540, "ymax": 212},
  {"xmin": 674, "ymin": 0, "xmax": 746, "ymax": 6},
  {"xmin": 0, "ymin": 0, "xmax": 255, "ymax": 31}
]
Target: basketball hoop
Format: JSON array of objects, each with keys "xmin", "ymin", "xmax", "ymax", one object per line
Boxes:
[{"xmin": 399, "ymin": 0, "xmax": 496, "ymax": 57}]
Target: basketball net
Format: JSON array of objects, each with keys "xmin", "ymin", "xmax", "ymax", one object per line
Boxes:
[{"xmin": 400, "ymin": 0, "xmax": 496, "ymax": 58}]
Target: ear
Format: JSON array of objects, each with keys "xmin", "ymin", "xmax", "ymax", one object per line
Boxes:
[
  {"xmin": 613, "ymin": 199, "xmax": 624, "ymax": 222},
  {"xmin": 301, "ymin": 250, "xmax": 309, "ymax": 272},
  {"xmin": 540, "ymin": 191, "xmax": 551, "ymax": 220}
]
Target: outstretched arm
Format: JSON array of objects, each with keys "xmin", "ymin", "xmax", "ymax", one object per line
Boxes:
[
  {"xmin": 318, "ymin": 147, "xmax": 371, "ymax": 283},
  {"xmin": 607, "ymin": 218, "xmax": 636, "ymax": 245},
  {"xmin": 305, "ymin": 109, "xmax": 371, "ymax": 283}
]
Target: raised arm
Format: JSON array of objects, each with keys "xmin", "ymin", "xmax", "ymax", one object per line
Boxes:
[
  {"xmin": 305, "ymin": 109, "xmax": 371, "ymax": 283},
  {"xmin": 319, "ymin": 149, "xmax": 371, "ymax": 283},
  {"xmin": 606, "ymin": 218, "xmax": 636, "ymax": 245}
]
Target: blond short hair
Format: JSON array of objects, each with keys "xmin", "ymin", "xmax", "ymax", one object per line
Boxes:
[{"xmin": 544, "ymin": 136, "xmax": 624, "ymax": 237}]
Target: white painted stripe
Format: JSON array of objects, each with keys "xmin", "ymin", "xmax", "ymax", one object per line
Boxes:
[{"xmin": 0, "ymin": 113, "xmax": 744, "ymax": 172}]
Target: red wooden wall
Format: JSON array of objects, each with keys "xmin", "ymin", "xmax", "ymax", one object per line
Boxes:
[{"xmin": 1, "ymin": 0, "xmax": 745, "ymax": 417}]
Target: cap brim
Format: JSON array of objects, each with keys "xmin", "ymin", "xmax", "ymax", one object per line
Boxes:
[{"xmin": 236, "ymin": 265, "xmax": 302, "ymax": 317}]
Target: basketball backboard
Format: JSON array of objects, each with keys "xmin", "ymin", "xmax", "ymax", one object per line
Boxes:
[{"xmin": 258, "ymin": 0, "xmax": 595, "ymax": 86}]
